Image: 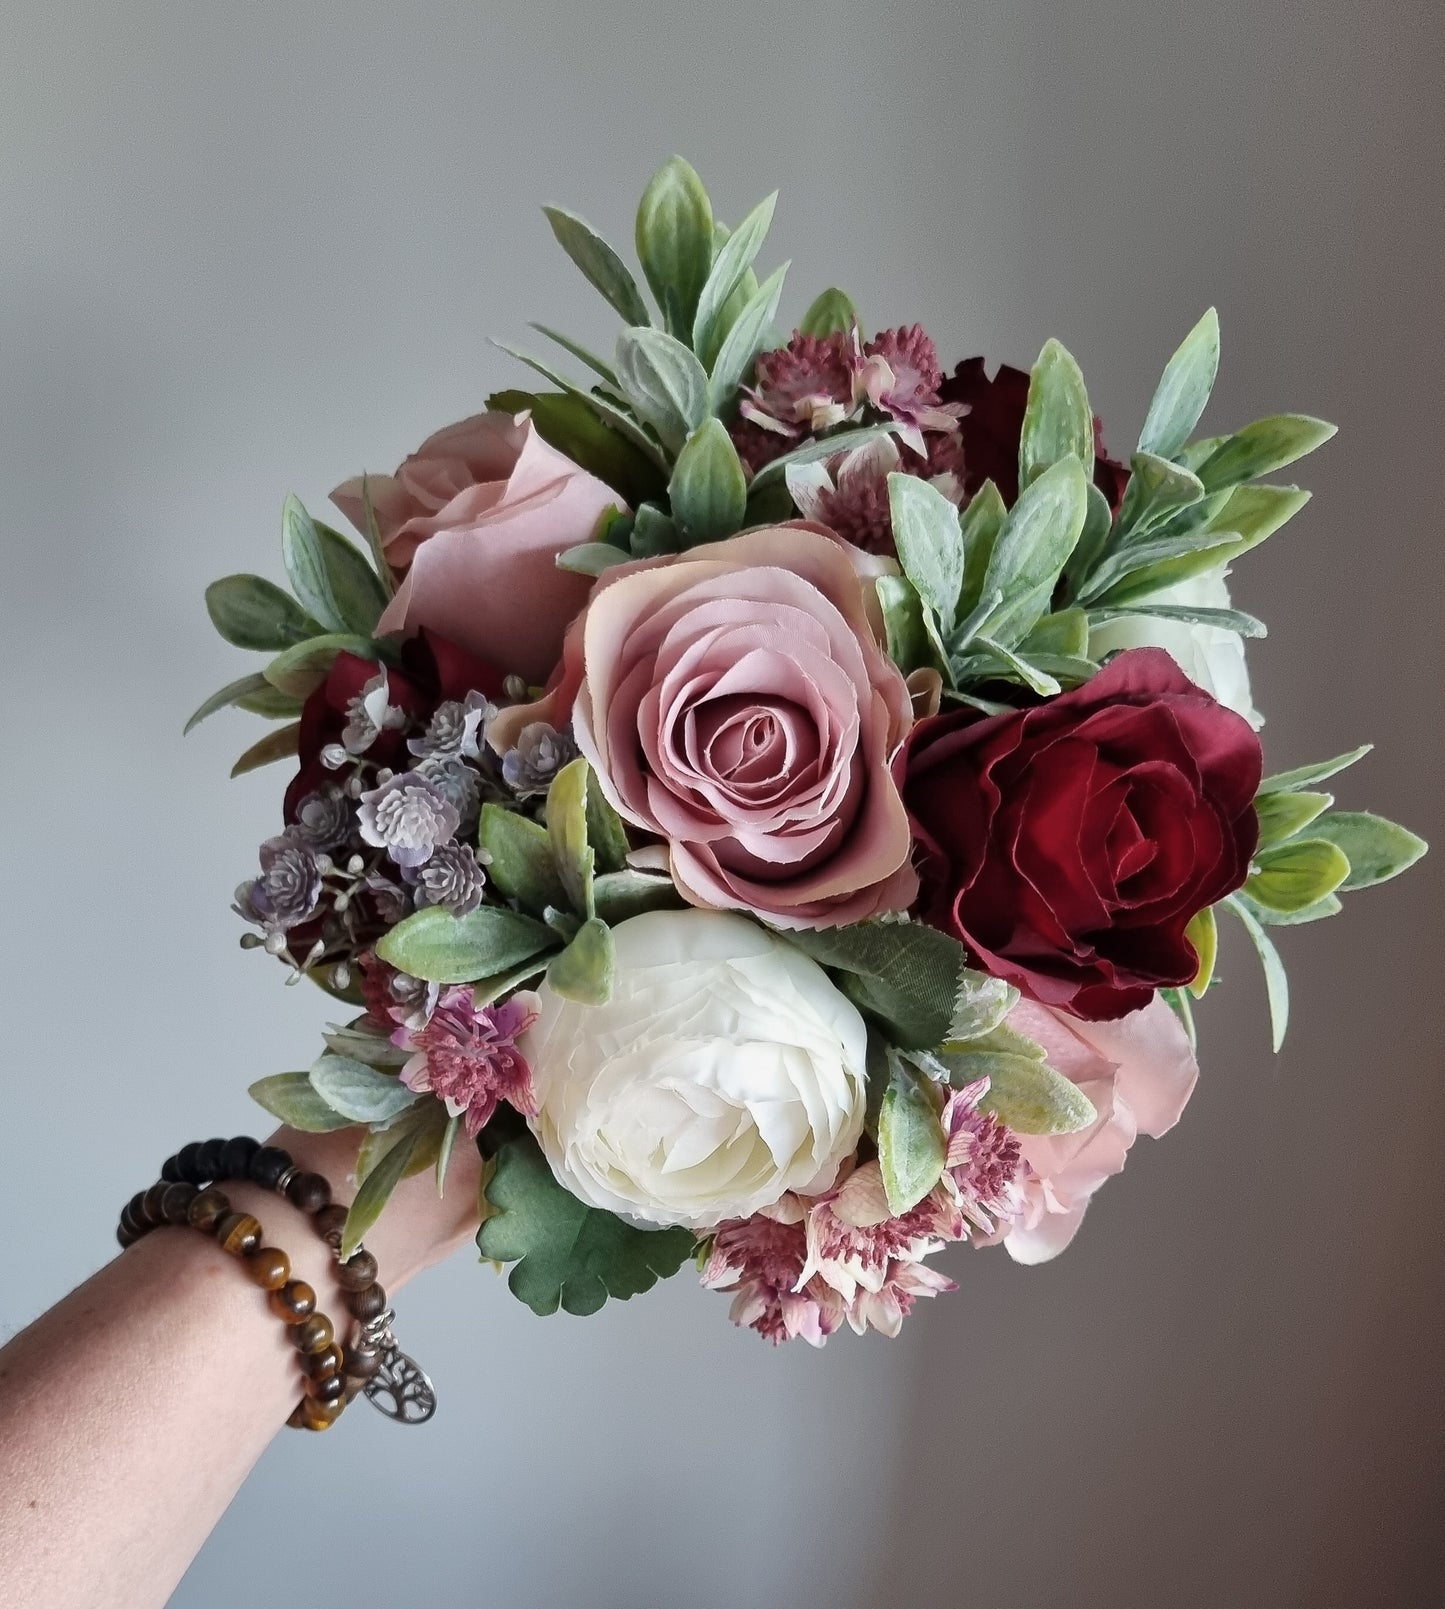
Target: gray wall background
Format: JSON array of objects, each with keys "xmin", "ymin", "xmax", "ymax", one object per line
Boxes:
[{"xmin": 2, "ymin": 3, "xmax": 1442, "ymax": 1605}]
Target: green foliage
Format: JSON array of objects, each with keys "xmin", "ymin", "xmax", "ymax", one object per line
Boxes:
[
  {"xmin": 1111, "ymin": 453, "xmax": 1206, "ymax": 542},
  {"xmin": 955, "ymin": 479, "xmax": 1008, "ymax": 623},
  {"xmin": 707, "ymin": 262, "xmax": 788, "ymax": 413},
  {"xmin": 585, "ymin": 783, "xmax": 631, "ymax": 873},
  {"xmin": 480, "ymin": 804, "xmax": 569, "ymax": 916},
  {"xmin": 693, "ymin": 192, "xmax": 777, "ymax": 367},
  {"xmin": 971, "ymin": 456, "xmax": 1089, "ymax": 647},
  {"xmin": 875, "ymin": 574, "xmax": 938, "ymax": 677},
  {"xmin": 205, "ymin": 574, "xmax": 318, "ymax": 651},
  {"xmin": 477, "ymin": 1133, "xmax": 696, "ymax": 1316},
  {"xmin": 321, "ymin": 1022, "xmax": 407, "ymax": 1068},
  {"xmin": 545, "ymin": 917, "xmax": 615, "ymax": 1005},
  {"xmin": 1258, "ymin": 745, "xmax": 1373, "ymax": 795},
  {"xmin": 555, "ymin": 542, "xmax": 632, "ymax": 578},
  {"xmin": 341, "ymin": 1109, "xmax": 434, "ymax": 1258},
  {"xmin": 1246, "ymin": 839, "xmax": 1352, "ymax": 914},
  {"xmin": 630, "ymin": 503, "xmax": 680, "ymax": 557},
  {"xmin": 635, "ymin": 156, "xmax": 715, "ymax": 336},
  {"xmin": 1019, "ymin": 338, "xmax": 1092, "ymax": 490},
  {"xmin": 493, "ymin": 342, "xmax": 671, "ymax": 471},
  {"xmin": 1195, "ymin": 415, "xmax": 1337, "ymax": 494},
  {"xmin": 973, "ymin": 1053, "xmax": 1097, "ymax": 1136},
  {"xmin": 669, "ymin": 419, "xmax": 748, "ymax": 546},
  {"xmin": 1185, "ymin": 905, "xmax": 1218, "ymax": 998},
  {"xmin": 1306, "ymin": 812, "xmax": 1427, "ymax": 890},
  {"xmin": 1254, "ymin": 790, "xmax": 1333, "ymax": 849},
  {"xmin": 487, "ymin": 388, "xmax": 666, "ymax": 506},
  {"xmin": 308, "ymin": 1053, "xmax": 418, "ymax": 1124},
  {"xmin": 542, "ymin": 204, "xmax": 653, "ymax": 328},
  {"xmin": 248, "ymin": 1071, "xmax": 355, "ymax": 1133},
  {"xmin": 311, "ymin": 520, "xmax": 389, "ymax": 634},
  {"xmin": 229, "ymin": 721, "xmax": 301, "ymax": 777},
  {"xmin": 614, "ymin": 328, "xmax": 709, "ymax": 455},
  {"xmin": 185, "ymin": 671, "xmax": 299, "ymax": 735},
  {"xmin": 798, "ymin": 287, "xmax": 858, "ymax": 338},
  {"xmin": 591, "ymin": 869, "xmax": 685, "ymax": 924},
  {"xmin": 375, "ymin": 904, "xmax": 556, "ymax": 985},
  {"xmin": 1223, "ymin": 894, "xmax": 1290, "ymax": 1052},
  {"xmin": 262, "ymin": 633, "xmax": 379, "ymax": 699},
  {"xmin": 546, "ymin": 758, "xmax": 597, "ymax": 917},
  {"xmin": 877, "ymin": 1054, "xmax": 947, "ymax": 1215},
  {"xmin": 888, "ymin": 473, "xmax": 965, "ymax": 637},
  {"xmin": 1137, "ymin": 307, "xmax": 1220, "ymax": 460}
]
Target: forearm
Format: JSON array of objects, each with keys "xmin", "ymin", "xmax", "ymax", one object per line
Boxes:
[{"xmin": 0, "ymin": 1128, "xmax": 481, "ymax": 1609}]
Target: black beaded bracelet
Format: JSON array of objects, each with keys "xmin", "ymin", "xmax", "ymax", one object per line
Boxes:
[{"xmin": 120, "ymin": 1136, "xmax": 434, "ymax": 1426}]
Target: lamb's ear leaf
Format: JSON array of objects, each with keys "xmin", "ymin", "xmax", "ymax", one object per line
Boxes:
[
  {"xmin": 635, "ymin": 156, "xmax": 714, "ymax": 335},
  {"xmin": 877, "ymin": 1054, "xmax": 947, "ymax": 1215}
]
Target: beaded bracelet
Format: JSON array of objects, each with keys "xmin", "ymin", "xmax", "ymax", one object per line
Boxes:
[{"xmin": 118, "ymin": 1136, "xmax": 434, "ymax": 1428}]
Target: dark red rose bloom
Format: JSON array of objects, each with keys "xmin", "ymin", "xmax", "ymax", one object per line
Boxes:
[
  {"xmin": 901, "ymin": 648, "xmax": 1262, "ymax": 1020},
  {"xmin": 283, "ymin": 630, "xmax": 505, "ymax": 821},
  {"xmin": 940, "ymin": 357, "xmax": 1130, "ymax": 511}
]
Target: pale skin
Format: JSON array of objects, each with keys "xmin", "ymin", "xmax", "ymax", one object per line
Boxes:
[{"xmin": 0, "ymin": 1127, "xmax": 484, "ymax": 1609}]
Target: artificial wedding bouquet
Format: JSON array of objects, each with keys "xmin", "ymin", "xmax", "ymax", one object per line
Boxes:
[{"xmin": 192, "ymin": 158, "xmax": 1425, "ymax": 1344}]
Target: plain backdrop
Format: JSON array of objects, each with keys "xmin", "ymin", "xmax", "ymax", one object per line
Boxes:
[{"xmin": 2, "ymin": 3, "xmax": 1442, "ymax": 1606}]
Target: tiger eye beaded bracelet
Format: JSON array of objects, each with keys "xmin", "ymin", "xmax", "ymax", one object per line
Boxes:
[{"xmin": 118, "ymin": 1136, "xmax": 434, "ymax": 1428}]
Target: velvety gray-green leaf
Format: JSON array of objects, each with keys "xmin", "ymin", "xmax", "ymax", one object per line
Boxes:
[
  {"xmin": 798, "ymin": 287, "xmax": 858, "ymax": 338},
  {"xmin": 1224, "ymin": 893, "xmax": 1290, "ymax": 1051},
  {"xmin": 707, "ymin": 261, "xmax": 789, "ymax": 413},
  {"xmin": 308, "ymin": 1053, "xmax": 419, "ymax": 1124},
  {"xmin": 955, "ymin": 479, "xmax": 1008, "ymax": 623},
  {"xmin": 669, "ymin": 418, "xmax": 748, "ymax": 545},
  {"xmin": 1137, "ymin": 307, "xmax": 1220, "ymax": 459},
  {"xmin": 545, "ymin": 917, "xmax": 615, "ymax": 1005},
  {"xmin": 546, "ymin": 757, "xmax": 596, "ymax": 917},
  {"xmin": 888, "ymin": 473, "xmax": 965, "ymax": 634},
  {"xmin": 261, "ymin": 633, "xmax": 379, "ymax": 699},
  {"xmin": 248, "ymin": 1071, "xmax": 355, "ymax": 1133},
  {"xmin": 542, "ymin": 205, "xmax": 652, "ymax": 327},
  {"xmin": 1304, "ymin": 811, "xmax": 1428, "ymax": 889},
  {"xmin": 280, "ymin": 495, "xmax": 346, "ymax": 632},
  {"xmin": 974, "ymin": 457, "xmax": 1089, "ymax": 645},
  {"xmin": 693, "ymin": 192, "xmax": 776, "ymax": 366},
  {"xmin": 877, "ymin": 1056, "xmax": 947, "ymax": 1215},
  {"xmin": 1258, "ymin": 745, "xmax": 1372, "ymax": 795},
  {"xmin": 375, "ymin": 905, "xmax": 556, "ymax": 984},
  {"xmin": 1196, "ymin": 416, "xmax": 1337, "ymax": 494},
  {"xmin": 312, "ymin": 520, "xmax": 389, "ymax": 634},
  {"xmin": 230, "ymin": 721, "xmax": 301, "ymax": 778},
  {"xmin": 341, "ymin": 1123, "xmax": 419, "ymax": 1257},
  {"xmin": 974, "ymin": 1054, "xmax": 1097, "ymax": 1136},
  {"xmin": 205, "ymin": 574, "xmax": 318, "ymax": 652},
  {"xmin": 635, "ymin": 156, "xmax": 714, "ymax": 333},
  {"xmin": 591, "ymin": 870, "xmax": 684, "ymax": 924},
  {"xmin": 1019, "ymin": 338, "xmax": 1092, "ymax": 489},
  {"xmin": 614, "ymin": 327, "xmax": 709, "ymax": 454}
]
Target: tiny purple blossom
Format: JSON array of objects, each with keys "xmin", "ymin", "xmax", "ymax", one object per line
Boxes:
[
  {"xmin": 356, "ymin": 770, "xmax": 459, "ymax": 868},
  {"xmin": 234, "ymin": 833, "xmax": 323, "ymax": 933}
]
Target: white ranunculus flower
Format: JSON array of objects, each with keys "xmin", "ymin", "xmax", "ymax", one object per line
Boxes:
[
  {"xmin": 522, "ymin": 910, "xmax": 868, "ymax": 1231},
  {"xmin": 1087, "ymin": 568, "xmax": 1263, "ymax": 728}
]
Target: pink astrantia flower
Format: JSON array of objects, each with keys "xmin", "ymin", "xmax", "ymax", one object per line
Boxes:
[
  {"xmin": 737, "ymin": 330, "xmax": 857, "ymax": 443},
  {"xmin": 786, "ymin": 434, "xmax": 965, "ymax": 557},
  {"xmin": 702, "ymin": 1199, "xmax": 845, "ymax": 1348},
  {"xmin": 942, "ymin": 1079, "xmax": 1024, "ymax": 1233},
  {"xmin": 844, "ymin": 1256, "xmax": 955, "ymax": 1338},
  {"xmin": 395, "ymin": 987, "xmax": 540, "ymax": 1139},
  {"xmin": 856, "ymin": 325, "xmax": 964, "ymax": 453},
  {"xmin": 799, "ymin": 1159, "xmax": 962, "ymax": 1303}
]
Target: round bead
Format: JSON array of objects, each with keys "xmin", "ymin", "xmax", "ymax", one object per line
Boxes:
[
  {"xmin": 245, "ymin": 1247, "xmax": 290, "ymax": 1290},
  {"xmin": 285, "ymin": 1171, "xmax": 332, "ymax": 1214},
  {"xmin": 304, "ymin": 1342, "xmax": 344, "ymax": 1380},
  {"xmin": 219, "ymin": 1136, "xmax": 261, "ymax": 1180},
  {"xmin": 288, "ymin": 1395, "xmax": 343, "ymax": 1432},
  {"xmin": 249, "ymin": 1146, "xmax": 293, "ymax": 1191},
  {"xmin": 290, "ymin": 1313, "xmax": 335, "ymax": 1355},
  {"xmin": 336, "ymin": 1250, "xmax": 378, "ymax": 1292},
  {"xmin": 344, "ymin": 1282, "xmax": 387, "ymax": 1323},
  {"xmin": 187, "ymin": 1188, "xmax": 230, "ymax": 1232},
  {"xmin": 160, "ymin": 1182, "xmax": 198, "ymax": 1223},
  {"xmin": 341, "ymin": 1343, "xmax": 382, "ymax": 1380},
  {"xmin": 142, "ymin": 1182, "xmax": 171, "ymax": 1224},
  {"xmin": 175, "ymin": 1140, "xmax": 206, "ymax": 1182},
  {"xmin": 160, "ymin": 1154, "xmax": 183, "ymax": 1184},
  {"xmin": 120, "ymin": 1196, "xmax": 147, "ymax": 1238},
  {"xmin": 269, "ymin": 1280, "xmax": 316, "ymax": 1322},
  {"xmin": 196, "ymin": 1137, "xmax": 229, "ymax": 1180},
  {"xmin": 215, "ymin": 1212, "xmax": 263, "ymax": 1257},
  {"xmin": 116, "ymin": 1224, "xmax": 135, "ymax": 1249},
  {"xmin": 312, "ymin": 1204, "xmax": 348, "ymax": 1243},
  {"xmin": 307, "ymin": 1372, "xmax": 346, "ymax": 1405}
]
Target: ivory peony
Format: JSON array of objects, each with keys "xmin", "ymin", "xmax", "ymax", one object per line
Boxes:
[{"xmin": 521, "ymin": 910, "xmax": 868, "ymax": 1231}]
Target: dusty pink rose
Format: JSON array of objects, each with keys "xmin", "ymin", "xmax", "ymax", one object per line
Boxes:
[
  {"xmin": 332, "ymin": 411, "xmax": 624, "ymax": 684},
  {"xmin": 493, "ymin": 526, "xmax": 917, "ymax": 929},
  {"xmin": 999, "ymin": 995, "xmax": 1199, "ymax": 1264}
]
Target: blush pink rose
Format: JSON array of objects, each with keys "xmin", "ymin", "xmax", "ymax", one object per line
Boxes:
[
  {"xmin": 332, "ymin": 411, "xmax": 624, "ymax": 684},
  {"xmin": 999, "ymin": 994, "xmax": 1199, "ymax": 1264},
  {"xmin": 495, "ymin": 526, "xmax": 917, "ymax": 929}
]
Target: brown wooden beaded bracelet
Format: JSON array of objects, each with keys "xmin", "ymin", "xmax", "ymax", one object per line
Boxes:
[{"xmin": 116, "ymin": 1179, "xmax": 348, "ymax": 1432}]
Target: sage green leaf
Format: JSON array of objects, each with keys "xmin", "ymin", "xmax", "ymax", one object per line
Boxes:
[
  {"xmin": 748, "ymin": 423, "xmax": 890, "ymax": 489},
  {"xmin": 1019, "ymin": 338, "xmax": 1092, "ymax": 490},
  {"xmin": 1185, "ymin": 904, "xmax": 1218, "ymax": 998},
  {"xmin": 477, "ymin": 1133, "xmax": 695, "ymax": 1315},
  {"xmin": 876, "ymin": 574, "xmax": 934, "ymax": 676},
  {"xmin": 975, "ymin": 456, "xmax": 1089, "ymax": 645},
  {"xmin": 966, "ymin": 636, "xmax": 1061, "ymax": 697},
  {"xmin": 236, "ymin": 684, "xmax": 304, "ymax": 719},
  {"xmin": 546, "ymin": 757, "xmax": 596, "ymax": 917},
  {"xmin": 1196, "ymin": 416, "xmax": 1337, "ymax": 494},
  {"xmin": 1021, "ymin": 608, "xmax": 1089, "ymax": 659},
  {"xmin": 546, "ymin": 917, "xmax": 615, "ymax": 1005},
  {"xmin": 1081, "ymin": 530, "xmax": 1242, "ymax": 607},
  {"xmin": 585, "ymin": 784, "xmax": 631, "ymax": 873},
  {"xmin": 798, "ymin": 286, "xmax": 858, "ymax": 338},
  {"xmin": 342, "ymin": 1122, "xmax": 420, "ymax": 1257},
  {"xmin": 947, "ymin": 970, "xmax": 1019, "ymax": 1042},
  {"xmin": 375, "ymin": 905, "xmax": 556, "ymax": 984},
  {"xmin": 205, "ymin": 574, "xmax": 318, "ymax": 651},
  {"xmin": 1304, "ymin": 811, "xmax": 1428, "ymax": 889},
  {"xmin": 592, "ymin": 869, "xmax": 684, "ymax": 924},
  {"xmin": 629, "ymin": 503, "xmax": 679, "ymax": 557},
  {"xmin": 1254, "ymin": 790, "xmax": 1333, "ymax": 849},
  {"xmin": 312, "ymin": 520, "xmax": 389, "ymax": 635},
  {"xmin": 1258, "ymin": 745, "xmax": 1373, "ymax": 795},
  {"xmin": 1246, "ymin": 838, "xmax": 1351, "ymax": 913},
  {"xmin": 527, "ymin": 322, "xmax": 620, "ymax": 387},
  {"xmin": 1088, "ymin": 601, "xmax": 1266, "ymax": 639},
  {"xmin": 358, "ymin": 475, "xmax": 396, "ymax": 600},
  {"xmin": 471, "ymin": 955, "xmax": 551, "ymax": 1007},
  {"xmin": 262, "ymin": 633, "xmax": 379, "ymax": 698},
  {"xmin": 321, "ymin": 1023, "xmax": 407, "ymax": 1069},
  {"xmin": 1113, "ymin": 452, "xmax": 1206, "ymax": 540},
  {"xmin": 783, "ymin": 921, "xmax": 974, "ymax": 1050},
  {"xmin": 492, "ymin": 343, "xmax": 671, "ymax": 472},
  {"xmin": 878, "ymin": 1055, "xmax": 947, "ymax": 1215},
  {"xmin": 669, "ymin": 418, "xmax": 748, "ymax": 545},
  {"xmin": 1137, "ymin": 307, "xmax": 1220, "ymax": 459},
  {"xmin": 707, "ymin": 261, "xmax": 788, "ymax": 413},
  {"xmin": 542, "ymin": 205, "xmax": 652, "ymax": 327},
  {"xmin": 954, "ymin": 479, "xmax": 1008, "ymax": 626},
  {"xmin": 693, "ymin": 192, "xmax": 776, "ymax": 366},
  {"xmin": 186, "ymin": 672, "xmax": 289, "ymax": 735},
  {"xmin": 1059, "ymin": 480, "xmax": 1115, "ymax": 605},
  {"xmin": 435, "ymin": 1112, "xmax": 462, "ymax": 1197},
  {"xmin": 280, "ymin": 494, "xmax": 347, "ymax": 632},
  {"xmin": 1239, "ymin": 891, "xmax": 1343, "ymax": 927},
  {"xmin": 1161, "ymin": 985, "xmax": 1197, "ymax": 1050},
  {"xmin": 888, "ymin": 473, "xmax": 965, "ymax": 634},
  {"xmin": 635, "ymin": 156, "xmax": 714, "ymax": 333},
  {"xmin": 308, "ymin": 1053, "xmax": 418, "ymax": 1124},
  {"xmin": 556, "ymin": 542, "xmax": 632, "ymax": 578},
  {"xmin": 230, "ymin": 721, "xmax": 301, "ymax": 777},
  {"xmin": 1225, "ymin": 895, "xmax": 1290, "ymax": 1052},
  {"xmin": 614, "ymin": 327, "xmax": 709, "ymax": 454},
  {"xmin": 1202, "ymin": 483, "xmax": 1311, "ymax": 555},
  {"xmin": 248, "ymin": 1071, "xmax": 354, "ymax": 1133},
  {"xmin": 976, "ymin": 1055, "xmax": 1097, "ymax": 1136}
]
